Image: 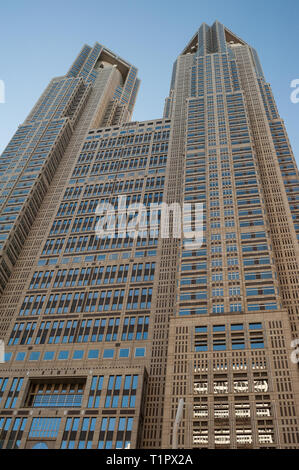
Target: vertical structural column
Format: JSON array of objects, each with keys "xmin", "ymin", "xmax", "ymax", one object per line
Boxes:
[
  {"xmin": 233, "ymin": 45, "xmax": 299, "ymax": 337},
  {"xmin": 141, "ymin": 53, "xmax": 193, "ymax": 448}
]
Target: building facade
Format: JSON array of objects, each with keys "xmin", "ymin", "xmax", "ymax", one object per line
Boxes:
[{"xmin": 0, "ymin": 21, "xmax": 299, "ymax": 449}]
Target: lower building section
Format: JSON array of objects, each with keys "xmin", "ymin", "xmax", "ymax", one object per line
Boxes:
[
  {"xmin": 162, "ymin": 311, "xmax": 299, "ymax": 449},
  {"xmin": 0, "ymin": 365, "xmax": 147, "ymax": 449}
]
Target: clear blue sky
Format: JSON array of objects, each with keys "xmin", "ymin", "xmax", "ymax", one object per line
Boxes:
[{"xmin": 1, "ymin": 0, "xmax": 299, "ymax": 164}]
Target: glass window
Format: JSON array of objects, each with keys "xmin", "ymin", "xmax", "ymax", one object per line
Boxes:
[
  {"xmin": 88, "ymin": 350, "xmax": 99, "ymax": 359},
  {"xmin": 16, "ymin": 352, "xmax": 26, "ymax": 361},
  {"xmin": 29, "ymin": 352, "xmax": 40, "ymax": 361},
  {"xmin": 231, "ymin": 324, "xmax": 243, "ymax": 331},
  {"xmin": 4, "ymin": 353, "xmax": 12, "ymax": 362},
  {"xmin": 251, "ymin": 341, "xmax": 264, "ymax": 349},
  {"xmin": 135, "ymin": 347, "xmax": 145, "ymax": 357},
  {"xmin": 43, "ymin": 351, "xmax": 54, "ymax": 361},
  {"xmin": 103, "ymin": 349, "xmax": 114, "ymax": 359},
  {"xmin": 58, "ymin": 351, "xmax": 69, "ymax": 360},
  {"xmin": 213, "ymin": 325, "xmax": 225, "ymax": 332},
  {"xmin": 108, "ymin": 418, "xmax": 116, "ymax": 431},
  {"xmin": 195, "ymin": 326, "xmax": 207, "ymax": 333},
  {"xmin": 119, "ymin": 348, "xmax": 130, "ymax": 358},
  {"xmin": 73, "ymin": 350, "xmax": 84, "ymax": 360}
]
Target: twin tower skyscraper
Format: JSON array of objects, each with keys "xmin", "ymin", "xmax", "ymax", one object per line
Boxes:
[{"xmin": 0, "ymin": 21, "xmax": 299, "ymax": 449}]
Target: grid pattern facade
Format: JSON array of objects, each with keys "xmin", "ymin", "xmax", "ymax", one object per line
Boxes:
[{"xmin": 0, "ymin": 21, "xmax": 299, "ymax": 449}]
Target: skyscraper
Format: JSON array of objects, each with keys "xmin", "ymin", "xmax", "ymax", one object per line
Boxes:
[{"xmin": 0, "ymin": 20, "xmax": 299, "ymax": 449}]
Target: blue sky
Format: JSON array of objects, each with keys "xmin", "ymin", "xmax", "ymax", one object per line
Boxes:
[{"xmin": 0, "ymin": 0, "xmax": 299, "ymax": 164}]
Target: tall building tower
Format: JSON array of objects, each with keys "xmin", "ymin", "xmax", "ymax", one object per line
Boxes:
[
  {"xmin": 0, "ymin": 21, "xmax": 299, "ymax": 450},
  {"xmin": 161, "ymin": 21, "xmax": 299, "ymax": 449}
]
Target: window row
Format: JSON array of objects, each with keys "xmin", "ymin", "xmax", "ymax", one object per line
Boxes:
[{"xmin": 9, "ymin": 315, "xmax": 149, "ymax": 345}]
